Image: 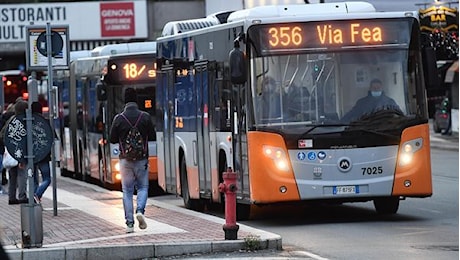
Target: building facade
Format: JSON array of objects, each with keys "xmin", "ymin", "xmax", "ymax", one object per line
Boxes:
[{"xmin": 0, "ymin": 0, "xmax": 206, "ymax": 71}]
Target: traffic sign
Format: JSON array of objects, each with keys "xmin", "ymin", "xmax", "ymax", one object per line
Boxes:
[
  {"xmin": 25, "ymin": 25, "xmax": 69, "ymax": 70},
  {"xmin": 4, "ymin": 114, "xmax": 54, "ymax": 163},
  {"xmin": 36, "ymin": 30, "xmax": 64, "ymax": 57}
]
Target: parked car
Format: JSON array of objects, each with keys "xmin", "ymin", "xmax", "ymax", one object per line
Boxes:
[{"xmin": 433, "ymin": 97, "xmax": 451, "ymax": 134}]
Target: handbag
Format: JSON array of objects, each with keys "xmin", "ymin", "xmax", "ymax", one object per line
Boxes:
[{"xmin": 3, "ymin": 149, "xmax": 18, "ymax": 169}]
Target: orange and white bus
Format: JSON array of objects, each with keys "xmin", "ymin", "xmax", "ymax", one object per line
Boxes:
[{"xmin": 156, "ymin": 2, "xmax": 436, "ymax": 219}]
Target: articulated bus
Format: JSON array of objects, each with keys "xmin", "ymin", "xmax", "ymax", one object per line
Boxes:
[
  {"xmin": 156, "ymin": 2, "xmax": 436, "ymax": 219},
  {"xmin": 59, "ymin": 42, "xmax": 158, "ymax": 190}
]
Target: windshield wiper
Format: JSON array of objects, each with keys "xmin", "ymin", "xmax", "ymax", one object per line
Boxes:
[
  {"xmin": 344, "ymin": 127, "xmax": 400, "ymax": 140},
  {"xmin": 299, "ymin": 124, "xmax": 348, "ymax": 138},
  {"xmin": 353, "ymin": 107, "xmax": 405, "ymax": 123}
]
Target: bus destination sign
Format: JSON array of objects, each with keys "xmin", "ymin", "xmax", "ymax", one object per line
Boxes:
[
  {"xmin": 249, "ymin": 18, "xmax": 412, "ymax": 53},
  {"xmin": 106, "ymin": 56, "xmax": 156, "ymax": 84}
]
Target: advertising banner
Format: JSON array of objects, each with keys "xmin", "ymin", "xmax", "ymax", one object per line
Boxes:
[{"xmin": 0, "ymin": 0, "xmax": 147, "ymax": 43}]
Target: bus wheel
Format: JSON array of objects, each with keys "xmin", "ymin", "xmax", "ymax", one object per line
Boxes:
[
  {"xmin": 180, "ymin": 157, "xmax": 204, "ymax": 211},
  {"xmin": 373, "ymin": 197, "xmax": 399, "ymax": 215},
  {"xmin": 218, "ymin": 152, "xmax": 227, "ymax": 206},
  {"xmin": 236, "ymin": 204, "xmax": 251, "ymax": 220}
]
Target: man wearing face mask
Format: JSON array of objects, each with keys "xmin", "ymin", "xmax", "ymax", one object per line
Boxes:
[{"xmin": 341, "ymin": 78, "xmax": 401, "ymax": 122}]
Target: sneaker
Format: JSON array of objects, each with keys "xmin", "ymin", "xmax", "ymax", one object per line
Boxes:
[
  {"xmin": 126, "ymin": 223, "xmax": 134, "ymax": 233},
  {"xmin": 136, "ymin": 212, "xmax": 147, "ymax": 230},
  {"xmin": 34, "ymin": 195, "xmax": 41, "ymax": 204}
]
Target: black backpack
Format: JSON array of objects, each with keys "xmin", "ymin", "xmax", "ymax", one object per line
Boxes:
[{"xmin": 120, "ymin": 113, "xmax": 146, "ymax": 160}]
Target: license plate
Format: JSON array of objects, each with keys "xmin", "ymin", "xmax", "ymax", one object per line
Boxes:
[{"xmin": 333, "ymin": 185, "xmax": 358, "ymax": 195}]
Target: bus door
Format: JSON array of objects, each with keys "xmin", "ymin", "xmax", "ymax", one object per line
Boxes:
[
  {"xmin": 233, "ymin": 76, "xmax": 249, "ymax": 197},
  {"xmin": 194, "ymin": 61, "xmax": 212, "ymax": 196},
  {"xmin": 160, "ymin": 64, "xmax": 177, "ymax": 192},
  {"xmin": 81, "ymin": 79, "xmax": 92, "ymax": 179}
]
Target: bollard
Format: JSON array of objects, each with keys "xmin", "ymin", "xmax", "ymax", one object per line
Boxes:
[
  {"xmin": 218, "ymin": 167, "xmax": 239, "ymax": 240},
  {"xmin": 20, "ymin": 204, "xmax": 43, "ymax": 248}
]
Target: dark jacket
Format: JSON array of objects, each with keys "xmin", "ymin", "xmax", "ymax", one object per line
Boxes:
[
  {"xmin": 109, "ymin": 102, "xmax": 155, "ymax": 160},
  {"xmin": 0, "ymin": 108, "xmax": 23, "ymax": 155},
  {"xmin": 341, "ymin": 91, "xmax": 401, "ymax": 122}
]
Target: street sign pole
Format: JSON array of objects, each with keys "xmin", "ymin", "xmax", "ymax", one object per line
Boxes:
[{"xmin": 46, "ymin": 22, "xmax": 58, "ymax": 217}]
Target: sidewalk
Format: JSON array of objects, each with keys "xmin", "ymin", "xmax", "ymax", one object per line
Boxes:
[{"xmin": 1, "ymin": 176, "xmax": 281, "ymax": 260}]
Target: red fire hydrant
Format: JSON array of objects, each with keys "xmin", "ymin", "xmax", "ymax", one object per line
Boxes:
[{"xmin": 218, "ymin": 167, "xmax": 239, "ymax": 240}]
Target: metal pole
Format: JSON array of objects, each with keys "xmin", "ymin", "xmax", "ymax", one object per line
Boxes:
[
  {"xmin": 46, "ymin": 22, "xmax": 58, "ymax": 216},
  {"xmin": 25, "ymin": 106, "xmax": 35, "ymax": 247}
]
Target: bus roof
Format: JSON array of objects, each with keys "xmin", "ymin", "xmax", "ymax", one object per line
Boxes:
[
  {"xmin": 227, "ymin": 2, "xmax": 376, "ymax": 23},
  {"xmin": 70, "ymin": 50, "xmax": 92, "ymax": 62},
  {"xmin": 90, "ymin": 41, "xmax": 156, "ymax": 57},
  {"xmin": 161, "ymin": 16, "xmax": 220, "ymax": 37}
]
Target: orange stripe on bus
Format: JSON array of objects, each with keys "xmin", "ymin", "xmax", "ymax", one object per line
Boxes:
[
  {"xmin": 247, "ymin": 132, "xmax": 300, "ymax": 203},
  {"xmin": 393, "ymin": 124, "xmax": 432, "ymax": 197},
  {"xmin": 148, "ymin": 156, "xmax": 158, "ymax": 181},
  {"xmin": 186, "ymin": 165, "xmax": 200, "ymax": 199}
]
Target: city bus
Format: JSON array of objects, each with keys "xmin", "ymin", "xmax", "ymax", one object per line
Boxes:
[
  {"xmin": 59, "ymin": 42, "xmax": 158, "ymax": 190},
  {"xmin": 155, "ymin": 2, "xmax": 436, "ymax": 219}
]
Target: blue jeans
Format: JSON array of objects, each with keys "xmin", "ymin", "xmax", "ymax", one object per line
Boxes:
[
  {"xmin": 34, "ymin": 161, "xmax": 51, "ymax": 199},
  {"xmin": 120, "ymin": 158, "xmax": 149, "ymax": 225}
]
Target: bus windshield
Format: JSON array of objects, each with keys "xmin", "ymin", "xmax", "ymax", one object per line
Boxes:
[{"xmin": 250, "ymin": 48, "xmax": 421, "ymax": 131}]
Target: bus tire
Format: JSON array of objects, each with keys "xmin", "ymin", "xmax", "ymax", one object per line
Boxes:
[
  {"xmin": 373, "ymin": 197, "xmax": 399, "ymax": 215},
  {"xmin": 236, "ymin": 204, "xmax": 251, "ymax": 221},
  {"xmin": 218, "ymin": 151, "xmax": 227, "ymax": 205},
  {"xmin": 180, "ymin": 156, "xmax": 204, "ymax": 212}
]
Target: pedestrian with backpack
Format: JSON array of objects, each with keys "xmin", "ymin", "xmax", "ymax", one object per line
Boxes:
[{"xmin": 109, "ymin": 88, "xmax": 155, "ymax": 233}]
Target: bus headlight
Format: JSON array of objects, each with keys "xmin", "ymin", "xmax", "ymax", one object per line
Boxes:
[
  {"xmin": 398, "ymin": 138, "xmax": 423, "ymax": 166},
  {"xmin": 263, "ymin": 145, "xmax": 290, "ymax": 172}
]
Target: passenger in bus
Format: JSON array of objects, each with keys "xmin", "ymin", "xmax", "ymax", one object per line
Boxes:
[
  {"xmin": 77, "ymin": 102, "xmax": 83, "ymax": 129},
  {"xmin": 341, "ymin": 78, "xmax": 401, "ymax": 122},
  {"xmin": 283, "ymin": 82, "xmax": 313, "ymax": 121},
  {"xmin": 95, "ymin": 104, "xmax": 104, "ymax": 133},
  {"xmin": 31, "ymin": 102, "xmax": 52, "ymax": 204},
  {"xmin": 109, "ymin": 88, "xmax": 155, "ymax": 233},
  {"xmin": 259, "ymin": 76, "xmax": 282, "ymax": 122},
  {"xmin": 1, "ymin": 100, "xmax": 28, "ymax": 204}
]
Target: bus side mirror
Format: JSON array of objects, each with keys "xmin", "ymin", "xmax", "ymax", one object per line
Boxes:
[
  {"xmin": 229, "ymin": 40, "xmax": 247, "ymax": 85},
  {"xmin": 96, "ymin": 82, "xmax": 107, "ymax": 101}
]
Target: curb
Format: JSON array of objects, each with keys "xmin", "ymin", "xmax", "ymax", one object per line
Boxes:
[{"xmin": 7, "ymin": 236, "xmax": 282, "ymax": 260}]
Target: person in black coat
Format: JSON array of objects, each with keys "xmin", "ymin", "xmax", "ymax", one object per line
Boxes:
[
  {"xmin": 341, "ymin": 78, "xmax": 401, "ymax": 122},
  {"xmin": 109, "ymin": 88, "xmax": 155, "ymax": 233},
  {"xmin": 0, "ymin": 100, "xmax": 28, "ymax": 204}
]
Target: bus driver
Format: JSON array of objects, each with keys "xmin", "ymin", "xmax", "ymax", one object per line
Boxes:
[{"xmin": 341, "ymin": 78, "xmax": 401, "ymax": 122}]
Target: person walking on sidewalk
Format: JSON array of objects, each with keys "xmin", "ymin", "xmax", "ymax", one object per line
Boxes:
[
  {"xmin": 31, "ymin": 102, "xmax": 52, "ymax": 204},
  {"xmin": 109, "ymin": 88, "xmax": 154, "ymax": 233},
  {"xmin": 0, "ymin": 100, "xmax": 28, "ymax": 204}
]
